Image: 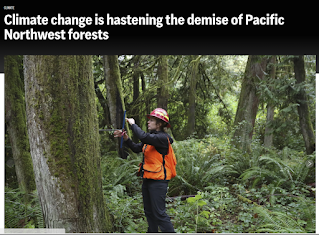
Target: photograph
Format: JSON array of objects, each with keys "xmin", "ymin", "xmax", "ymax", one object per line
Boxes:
[
  {"xmin": 4, "ymin": 55, "xmax": 316, "ymax": 233},
  {"xmin": 2, "ymin": 4, "xmax": 318, "ymax": 234}
]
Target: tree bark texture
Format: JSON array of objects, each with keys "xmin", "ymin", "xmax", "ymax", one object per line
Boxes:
[
  {"xmin": 293, "ymin": 55, "xmax": 315, "ymax": 155},
  {"xmin": 264, "ymin": 56, "xmax": 276, "ymax": 148},
  {"xmin": 94, "ymin": 80, "xmax": 110, "ymax": 128},
  {"xmin": 24, "ymin": 55, "xmax": 112, "ymax": 233},
  {"xmin": 186, "ymin": 56, "xmax": 201, "ymax": 138},
  {"xmin": 232, "ymin": 55, "xmax": 268, "ymax": 153},
  {"xmin": 103, "ymin": 55, "xmax": 129, "ymax": 158},
  {"xmin": 5, "ymin": 55, "xmax": 36, "ymax": 194},
  {"xmin": 132, "ymin": 55, "xmax": 141, "ymax": 142},
  {"xmin": 157, "ymin": 55, "xmax": 169, "ymax": 110}
]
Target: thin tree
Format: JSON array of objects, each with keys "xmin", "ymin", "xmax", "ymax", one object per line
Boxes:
[
  {"xmin": 293, "ymin": 55, "xmax": 315, "ymax": 154},
  {"xmin": 24, "ymin": 55, "xmax": 112, "ymax": 232},
  {"xmin": 157, "ymin": 55, "xmax": 169, "ymax": 110},
  {"xmin": 132, "ymin": 55, "xmax": 141, "ymax": 142},
  {"xmin": 186, "ymin": 55, "xmax": 201, "ymax": 138},
  {"xmin": 103, "ymin": 55, "xmax": 129, "ymax": 158},
  {"xmin": 264, "ymin": 55, "xmax": 276, "ymax": 148},
  {"xmin": 5, "ymin": 55, "xmax": 36, "ymax": 195}
]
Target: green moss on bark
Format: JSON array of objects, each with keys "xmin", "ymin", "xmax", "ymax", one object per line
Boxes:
[
  {"xmin": 4, "ymin": 55, "xmax": 36, "ymax": 194},
  {"xmin": 294, "ymin": 55, "xmax": 315, "ymax": 154},
  {"xmin": 232, "ymin": 56, "xmax": 268, "ymax": 153},
  {"xmin": 103, "ymin": 55, "xmax": 130, "ymax": 159},
  {"xmin": 26, "ymin": 55, "xmax": 112, "ymax": 232}
]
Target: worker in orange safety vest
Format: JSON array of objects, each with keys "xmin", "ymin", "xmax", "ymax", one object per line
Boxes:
[{"xmin": 114, "ymin": 108, "xmax": 176, "ymax": 233}]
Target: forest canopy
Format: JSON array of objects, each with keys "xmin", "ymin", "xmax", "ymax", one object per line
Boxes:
[{"xmin": 5, "ymin": 55, "xmax": 316, "ymax": 233}]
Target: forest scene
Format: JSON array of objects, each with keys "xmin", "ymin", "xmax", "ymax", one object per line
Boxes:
[{"xmin": 4, "ymin": 55, "xmax": 316, "ymax": 233}]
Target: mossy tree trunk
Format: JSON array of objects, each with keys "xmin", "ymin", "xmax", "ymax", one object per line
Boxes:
[
  {"xmin": 141, "ymin": 72, "xmax": 150, "ymax": 130},
  {"xmin": 264, "ymin": 56, "xmax": 276, "ymax": 148},
  {"xmin": 186, "ymin": 55, "xmax": 201, "ymax": 138},
  {"xmin": 4, "ymin": 55, "xmax": 36, "ymax": 194},
  {"xmin": 94, "ymin": 79, "xmax": 110, "ymax": 128},
  {"xmin": 24, "ymin": 55, "xmax": 113, "ymax": 233},
  {"xmin": 232, "ymin": 55, "xmax": 268, "ymax": 153},
  {"xmin": 293, "ymin": 55, "xmax": 315, "ymax": 155},
  {"xmin": 132, "ymin": 55, "xmax": 141, "ymax": 142},
  {"xmin": 157, "ymin": 55, "xmax": 169, "ymax": 110},
  {"xmin": 103, "ymin": 55, "xmax": 129, "ymax": 159}
]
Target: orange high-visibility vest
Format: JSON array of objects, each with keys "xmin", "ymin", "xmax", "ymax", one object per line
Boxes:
[{"xmin": 139, "ymin": 138, "xmax": 177, "ymax": 180}]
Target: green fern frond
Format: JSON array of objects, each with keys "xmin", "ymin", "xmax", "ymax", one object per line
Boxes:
[
  {"xmin": 253, "ymin": 206, "xmax": 308, "ymax": 233},
  {"xmin": 202, "ymin": 165, "xmax": 226, "ymax": 182},
  {"xmin": 5, "ymin": 188, "xmax": 44, "ymax": 228},
  {"xmin": 240, "ymin": 167, "xmax": 279, "ymax": 182},
  {"xmin": 259, "ymin": 155, "xmax": 294, "ymax": 180}
]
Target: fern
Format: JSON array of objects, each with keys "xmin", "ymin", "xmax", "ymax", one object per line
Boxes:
[
  {"xmin": 294, "ymin": 196, "xmax": 315, "ymax": 231},
  {"xmin": 240, "ymin": 167, "xmax": 277, "ymax": 182},
  {"xmin": 238, "ymin": 152, "xmax": 296, "ymax": 189},
  {"xmin": 259, "ymin": 155, "xmax": 294, "ymax": 181},
  {"xmin": 101, "ymin": 153, "xmax": 141, "ymax": 195},
  {"xmin": 252, "ymin": 194, "xmax": 315, "ymax": 233},
  {"xmin": 224, "ymin": 150, "xmax": 251, "ymax": 177},
  {"xmin": 291, "ymin": 154, "xmax": 315, "ymax": 184},
  {"xmin": 253, "ymin": 206, "xmax": 308, "ymax": 233},
  {"xmin": 169, "ymin": 138, "xmax": 227, "ymax": 195},
  {"xmin": 5, "ymin": 187, "xmax": 44, "ymax": 228},
  {"xmin": 29, "ymin": 190, "xmax": 45, "ymax": 228}
]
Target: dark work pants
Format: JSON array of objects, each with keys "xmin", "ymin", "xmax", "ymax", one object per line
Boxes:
[{"xmin": 142, "ymin": 179, "xmax": 175, "ymax": 233}]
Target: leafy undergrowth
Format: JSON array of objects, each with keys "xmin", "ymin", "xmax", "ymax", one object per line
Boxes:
[
  {"xmin": 102, "ymin": 138, "xmax": 316, "ymax": 233},
  {"xmin": 5, "ymin": 187, "xmax": 44, "ymax": 229},
  {"xmin": 5, "ymin": 138, "xmax": 315, "ymax": 233},
  {"xmin": 104, "ymin": 182, "xmax": 315, "ymax": 233}
]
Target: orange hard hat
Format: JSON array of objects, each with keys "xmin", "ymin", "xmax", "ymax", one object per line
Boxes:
[{"xmin": 147, "ymin": 108, "xmax": 171, "ymax": 128}]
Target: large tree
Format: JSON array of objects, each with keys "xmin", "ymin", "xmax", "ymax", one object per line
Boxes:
[
  {"xmin": 293, "ymin": 55, "xmax": 315, "ymax": 154},
  {"xmin": 232, "ymin": 55, "xmax": 268, "ymax": 152},
  {"xmin": 5, "ymin": 55, "xmax": 36, "ymax": 194},
  {"xmin": 24, "ymin": 55, "xmax": 112, "ymax": 232}
]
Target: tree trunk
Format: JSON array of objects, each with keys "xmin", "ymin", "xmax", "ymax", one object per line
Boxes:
[
  {"xmin": 141, "ymin": 72, "xmax": 150, "ymax": 130},
  {"xmin": 293, "ymin": 55, "xmax": 315, "ymax": 155},
  {"xmin": 103, "ymin": 55, "xmax": 129, "ymax": 159},
  {"xmin": 94, "ymin": 79, "xmax": 110, "ymax": 128},
  {"xmin": 157, "ymin": 55, "xmax": 169, "ymax": 110},
  {"xmin": 132, "ymin": 55, "xmax": 141, "ymax": 142},
  {"xmin": 264, "ymin": 104, "xmax": 275, "ymax": 148},
  {"xmin": 264, "ymin": 56, "xmax": 276, "ymax": 148},
  {"xmin": 24, "ymin": 55, "xmax": 112, "ymax": 233},
  {"xmin": 232, "ymin": 55, "xmax": 268, "ymax": 153},
  {"xmin": 4, "ymin": 55, "xmax": 36, "ymax": 194},
  {"xmin": 186, "ymin": 55, "xmax": 201, "ymax": 138}
]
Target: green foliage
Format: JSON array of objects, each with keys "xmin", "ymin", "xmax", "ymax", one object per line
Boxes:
[
  {"xmin": 168, "ymin": 138, "xmax": 227, "ymax": 196},
  {"xmin": 239, "ymin": 154, "xmax": 294, "ymax": 188},
  {"xmin": 104, "ymin": 187, "xmax": 148, "ymax": 233},
  {"xmin": 5, "ymin": 55, "xmax": 315, "ymax": 232},
  {"xmin": 167, "ymin": 189, "xmax": 230, "ymax": 233},
  {"xmin": 101, "ymin": 152, "xmax": 141, "ymax": 196},
  {"xmin": 253, "ymin": 196, "xmax": 315, "ymax": 233},
  {"xmin": 239, "ymin": 147, "xmax": 315, "ymax": 189},
  {"xmin": 255, "ymin": 55, "xmax": 316, "ymax": 151},
  {"xmin": 168, "ymin": 192, "xmax": 214, "ymax": 233},
  {"xmin": 100, "ymin": 132, "xmax": 315, "ymax": 233},
  {"xmin": 168, "ymin": 55, "xmax": 246, "ymax": 140},
  {"xmin": 5, "ymin": 187, "xmax": 44, "ymax": 229}
]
